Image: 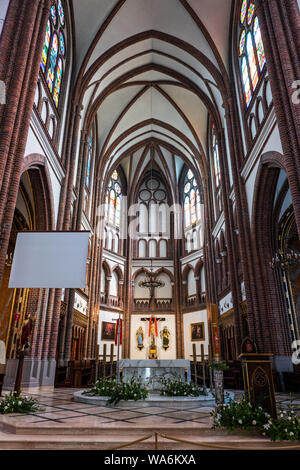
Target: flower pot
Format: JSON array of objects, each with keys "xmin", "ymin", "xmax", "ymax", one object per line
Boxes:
[{"xmin": 213, "ymin": 369, "xmax": 224, "ymax": 404}]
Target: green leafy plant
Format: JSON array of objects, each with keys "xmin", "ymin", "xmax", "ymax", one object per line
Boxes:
[
  {"xmin": 159, "ymin": 375, "xmax": 207, "ymax": 397},
  {"xmin": 208, "ymin": 362, "xmax": 229, "ymax": 371},
  {"xmin": 83, "ymin": 376, "xmax": 149, "ymax": 405},
  {"xmin": 211, "ymin": 397, "xmax": 300, "ymax": 441},
  {"xmin": 0, "ymin": 391, "xmax": 41, "ymax": 414}
]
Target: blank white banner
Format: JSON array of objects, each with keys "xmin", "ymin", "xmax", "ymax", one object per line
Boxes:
[{"xmin": 9, "ymin": 231, "xmax": 90, "ymax": 288}]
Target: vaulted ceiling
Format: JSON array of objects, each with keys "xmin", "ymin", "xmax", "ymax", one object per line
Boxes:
[{"xmin": 71, "ymin": 0, "xmax": 234, "ymax": 191}]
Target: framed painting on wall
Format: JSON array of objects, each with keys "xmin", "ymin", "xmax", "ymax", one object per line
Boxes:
[
  {"xmin": 101, "ymin": 321, "xmax": 116, "ymax": 341},
  {"xmin": 191, "ymin": 322, "xmax": 205, "ymax": 341}
]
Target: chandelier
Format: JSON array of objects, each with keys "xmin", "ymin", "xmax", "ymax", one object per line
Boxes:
[
  {"xmin": 270, "ymin": 249, "xmax": 300, "ymax": 270},
  {"xmin": 138, "ymin": 261, "xmax": 165, "ymax": 290}
]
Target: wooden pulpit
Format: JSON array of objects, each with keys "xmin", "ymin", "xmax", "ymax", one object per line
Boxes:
[{"xmin": 239, "ymin": 353, "xmax": 277, "ymax": 418}]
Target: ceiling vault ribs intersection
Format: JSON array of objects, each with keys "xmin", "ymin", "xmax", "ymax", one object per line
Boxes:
[{"xmin": 70, "ymin": 0, "xmax": 232, "ymax": 200}]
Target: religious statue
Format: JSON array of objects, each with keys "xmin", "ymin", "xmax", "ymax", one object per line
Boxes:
[
  {"xmin": 136, "ymin": 326, "xmax": 144, "ymax": 350},
  {"xmin": 19, "ymin": 311, "xmax": 37, "ymax": 354},
  {"xmin": 160, "ymin": 326, "xmax": 170, "ymax": 350},
  {"xmin": 149, "ymin": 315, "xmax": 158, "ymax": 359}
]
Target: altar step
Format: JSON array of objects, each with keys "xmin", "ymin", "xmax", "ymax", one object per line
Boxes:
[
  {"xmin": 0, "ymin": 428, "xmax": 286, "ymax": 450},
  {"xmin": 0, "ymin": 420, "xmax": 297, "ymax": 450}
]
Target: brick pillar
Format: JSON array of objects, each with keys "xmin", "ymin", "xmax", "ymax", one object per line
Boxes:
[
  {"xmin": 256, "ymin": 0, "xmax": 300, "ymax": 234},
  {"xmin": 0, "ymin": 0, "xmax": 51, "ymax": 285}
]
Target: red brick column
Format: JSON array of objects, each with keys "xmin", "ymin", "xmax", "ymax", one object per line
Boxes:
[
  {"xmin": 0, "ymin": 0, "xmax": 51, "ymax": 285},
  {"xmin": 256, "ymin": 0, "xmax": 300, "ymax": 234}
]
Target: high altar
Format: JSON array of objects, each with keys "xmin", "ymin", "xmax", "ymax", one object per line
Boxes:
[{"xmin": 119, "ymin": 359, "xmax": 191, "ymax": 390}]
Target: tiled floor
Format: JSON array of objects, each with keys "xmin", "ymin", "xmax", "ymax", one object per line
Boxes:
[
  {"xmin": 0, "ymin": 388, "xmax": 213, "ymax": 426},
  {"xmin": 1, "ymin": 388, "xmax": 299, "ymax": 428}
]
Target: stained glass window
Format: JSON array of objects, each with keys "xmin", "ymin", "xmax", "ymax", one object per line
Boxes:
[
  {"xmin": 59, "ymin": 31, "xmax": 65, "ymax": 56},
  {"xmin": 47, "ymin": 33, "xmax": 58, "ymax": 93},
  {"xmin": 212, "ymin": 125, "xmax": 221, "ymax": 188},
  {"xmin": 86, "ymin": 136, "xmax": 93, "ymax": 188},
  {"xmin": 50, "ymin": 5, "xmax": 57, "ymax": 25},
  {"xmin": 242, "ymin": 57, "xmax": 252, "ymax": 106},
  {"xmin": 246, "ymin": 32, "xmax": 259, "ymax": 90},
  {"xmin": 183, "ymin": 169, "xmax": 201, "ymax": 228},
  {"xmin": 253, "ymin": 17, "xmax": 266, "ymax": 71},
  {"xmin": 240, "ymin": 0, "xmax": 247, "ymax": 24},
  {"xmin": 40, "ymin": 20, "xmax": 51, "ymax": 72},
  {"xmin": 40, "ymin": 1, "xmax": 66, "ymax": 108},
  {"xmin": 58, "ymin": 0, "xmax": 65, "ymax": 26},
  {"xmin": 239, "ymin": 29, "xmax": 246, "ymax": 56},
  {"xmin": 247, "ymin": 3, "xmax": 255, "ymax": 25},
  {"xmin": 105, "ymin": 170, "xmax": 122, "ymax": 228},
  {"xmin": 238, "ymin": 0, "xmax": 266, "ymax": 108}
]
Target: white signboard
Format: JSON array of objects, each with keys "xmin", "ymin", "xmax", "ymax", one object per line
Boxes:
[{"xmin": 9, "ymin": 231, "xmax": 90, "ymax": 288}]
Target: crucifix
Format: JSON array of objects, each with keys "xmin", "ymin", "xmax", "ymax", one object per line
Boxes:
[{"xmin": 140, "ymin": 314, "xmax": 165, "ymax": 359}]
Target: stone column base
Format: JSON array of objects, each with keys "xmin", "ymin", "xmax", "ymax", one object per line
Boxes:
[{"xmin": 3, "ymin": 358, "xmax": 57, "ymax": 391}]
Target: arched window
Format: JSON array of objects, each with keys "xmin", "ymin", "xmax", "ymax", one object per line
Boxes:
[
  {"xmin": 105, "ymin": 170, "xmax": 122, "ymax": 228},
  {"xmin": 40, "ymin": 0, "xmax": 66, "ymax": 107},
  {"xmin": 86, "ymin": 136, "xmax": 93, "ymax": 189},
  {"xmin": 239, "ymin": 1, "xmax": 266, "ymax": 107},
  {"xmin": 212, "ymin": 124, "xmax": 221, "ymax": 189},
  {"xmin": 183, "ymin": 169, "xmax": 201, "ymax": 229}
]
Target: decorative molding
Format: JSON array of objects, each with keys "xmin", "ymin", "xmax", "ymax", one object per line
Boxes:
[
  {"xmin": 241, "ymin": 107, "xmax": 277, "ymax": 182},
  {"xmin": 30, "ymin": 110, "xmax": 65, "ymax": 183},
  {"xmin": 180, "ymin": 248, "xmax": 204, "ymax": 265},
  {"xmin": 212, "ymin": 212, "xmax": 225, "ymax": 239}
]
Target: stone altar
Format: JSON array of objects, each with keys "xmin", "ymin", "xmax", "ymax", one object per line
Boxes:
[{"xmin": 119, "ymin": 359, "xmax": 191, "ymax": 391}]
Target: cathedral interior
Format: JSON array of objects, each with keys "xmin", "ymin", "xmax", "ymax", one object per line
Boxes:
[{"xmin": 0, "ymin": 0, "xmax": 300, "ymax": 451}]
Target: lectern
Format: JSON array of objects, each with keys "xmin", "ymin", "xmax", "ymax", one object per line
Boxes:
[{"xmin": 239, "ymin": 353, "xmax": 277, "ymax": 418}]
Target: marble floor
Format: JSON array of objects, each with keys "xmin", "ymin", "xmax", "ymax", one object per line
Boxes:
[
  {"xmin": 0, "ymin": 388, "xmax": 300, "ymax": 427},
  {"xmin": 0, "ymin": 388, "xmax": 299, "ymax": 449}
]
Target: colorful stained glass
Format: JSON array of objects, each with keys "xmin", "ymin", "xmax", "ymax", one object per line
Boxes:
[
  {"xmin": 40, "ymin": 20, "xmax": 51, "ymax": 72},
  {"xmin": 246, "ymin": 32, "xmax": 259, "ymax": 90},
  {"xmin": 187, "ymin": 169, "xmax": 193, "ymax": 180},
  {"xmin": 183, "ymin": 169, "xmax": 201, "ymax": 228},
  {"xmin": 239, "ymin": 29, "xmax": 246, "ymax": 56},
  {"xmin": 240, "ymin": 0, "xmax": 247, "ymax": 24},
  {"xmin": 58, "ymin": 0, "xmax": 65, "ymax": 26},
  {"xmin": 86, "ymin": 137, "xmax": 92, "ymax": 188},
  {"xmin": 53, "ymin": 57, "xmax": 62, "ymax": 106},
  {"xmin": 242, "ymin": 56, "xmax": 252, "ymax": 106},
  {"xmin": 213, "ymin": 130, "xmax": 221, "ymax": 188},
  {"xmin": 254, "ymin": 17, "xmax": 266, "ymax": 71},
  {"xmin": 184, "ymin": 196, "xmax": 190, "ymax": 228},
  {"xmin": 46, "ymin": 33, "xmax": 58, "ymax": 92},
  {"xmin": 247, "ymin": 3, "xmax": 255, "ymax": 25},
  {"xmin": 59, "ymin": 31, "xmax": 65, "ymax": 56},
  {"xmin": 196, "ymin": 190, "xmax": 201, "ymax": 220},
  {"xmin": 105, "ymin": 171, "xmax": 122, "ymax": 227},
  {"xmin": 115, "ymin": 197, "xmax": 121, "ymax": 227},
  {"xmin": 109, "ymin": 190, "xmax": 116, "ymax": 224},
  {"xmin": 184, "ymin": 183, "xmax": 191, "ymax": 193},
  {"xmin": 111, "ymin": 170, "xmax": 118, "ymax": 181},
  {"xmin": 50, "ymin": 4, "xmax": 57, "ymax": 25},
  {"xmin": 190, "ymin": 189, "xmax": 196, "ymax": 225}
]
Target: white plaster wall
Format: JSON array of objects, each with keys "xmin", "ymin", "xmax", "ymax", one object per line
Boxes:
[
  {"xmin": 110, "ymin": 271, "xmax": 119, "ymax": 297},
  {"xmin": 74, "ymin": 291, "xmax": 87, "ymax": 315},
  {"xmin": 98, "ymin": 310, "xmax": 122, "ymax": 359},
  {"xmin": 187, "ymin": 269, "xmax": 197, "ymax": 296},
  {"xmin": 130, "ymin": 314, "xmax": 176, "ymax": 359},
  {"xmin": 100, "ymin": 267, "xmax": 105, "ymax": 293},
  {"xmin": 155, "ymin": 273, "xmax": 172, "ymax": 298},
  {"xmin": 183, "ymin": 310, "xmax": 209, "ymax": 360}
]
